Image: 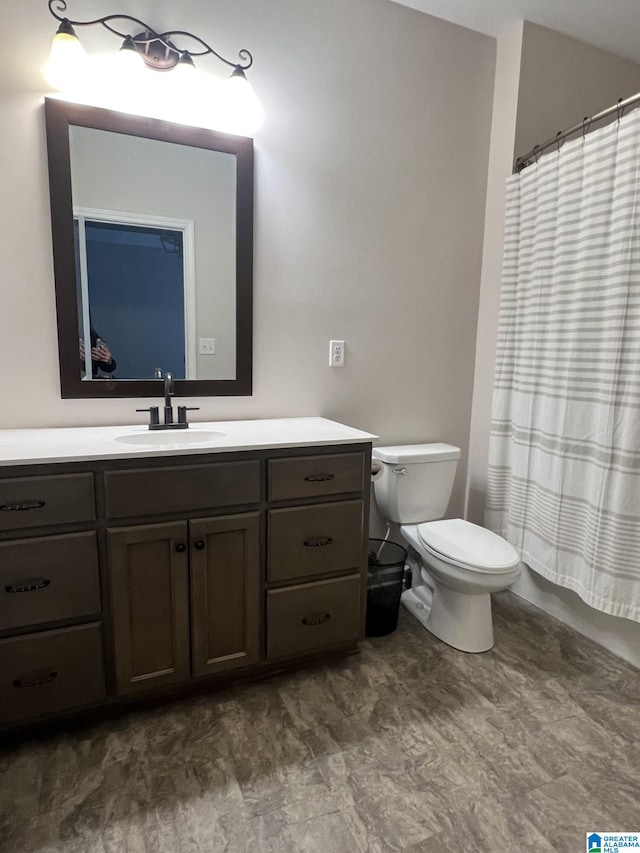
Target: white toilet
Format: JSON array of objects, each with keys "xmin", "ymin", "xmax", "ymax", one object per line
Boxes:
[{"xmin": 372, "ymin": 443, "xmax": 520, "ymax": 653}]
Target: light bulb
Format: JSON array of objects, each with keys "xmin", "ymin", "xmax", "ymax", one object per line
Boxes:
[
  {"xmin": 175, "ymin": 52, "xmax": 197, "ymax": 77},
  {"xmin": 118, "ymin": 36, "xmax": 145, "ymax": 73},
  {"xmin": 44, "ymin": 22, "xmax": 87, "ymax": 91},
  {"xmin": 166, "ymin": 56, "xmax": 206, "ymax": 126},
  {"xmin": 214, "ymin": 67, "xmax": 264, "ymax": 136}
]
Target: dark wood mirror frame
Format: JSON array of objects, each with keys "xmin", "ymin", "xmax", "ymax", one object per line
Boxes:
[{"xmin": 44, "ymin": 97, "xmax": 253, "ymax": 399}]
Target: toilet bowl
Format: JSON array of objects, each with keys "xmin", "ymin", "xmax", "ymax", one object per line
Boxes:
[
  {"xmin": 371, "ymin": 444, "xmax": 521, "ymax": 653},
  {"xmin": 401, "ymin": 519, "xmax": 520, "ymax": 652}
]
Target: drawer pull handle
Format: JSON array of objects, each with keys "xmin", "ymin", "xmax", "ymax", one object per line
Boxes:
[
  {"xmin": 13, "ymin": 670, "xmax": 58, "ymax": 689},
  {"xmin": 304, "ymin": 473, "xmax": 335, "ymax": 483},
  {"xmin": 194, "ymin": 540, "xmax": 206, "ymax": 550},
  {"xmin": 5, "ymin": 578, "xmax": 51, "ymax": 594},
  {"xmin": 303, "ymin": 537, "xmax": 333, "ymax": 548},
  {"xmin": 0, "ymin": 500, "xmax": 46, "ymax": 512},
  {"xmin": 302, "ymin": 612, "xmax": 331, "ymax": 626}
]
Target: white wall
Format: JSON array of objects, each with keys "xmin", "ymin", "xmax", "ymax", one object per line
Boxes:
[
  {"xmin": 467, "ymin": 21, "xmax": 640, "ymax": 667},
  {"xmin": 2, "ymin": 0, "xmax": 496, "ymax": 519}
]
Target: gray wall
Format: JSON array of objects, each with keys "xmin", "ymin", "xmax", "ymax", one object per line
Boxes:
[
  {"xmin": 2, "ymin": 0, "xmax": 496, "ymax": 519},
  {"xmin": 516, "ymin": 22, "xmax": 640, "ymax": 160}
]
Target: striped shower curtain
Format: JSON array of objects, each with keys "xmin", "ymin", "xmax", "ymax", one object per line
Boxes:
[{"xmin": 486, "ymin": 110, "xmax": 640, "ymax": 622}]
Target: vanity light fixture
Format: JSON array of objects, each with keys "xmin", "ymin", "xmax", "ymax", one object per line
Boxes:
[{"xmin": 45, "ymin": 0, "xmax": 263, "ymax": 134}]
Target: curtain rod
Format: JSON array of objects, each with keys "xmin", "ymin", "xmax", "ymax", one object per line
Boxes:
[{"xmin": 514, "ymin": 90, "xmax": 640, "ymax": 172}]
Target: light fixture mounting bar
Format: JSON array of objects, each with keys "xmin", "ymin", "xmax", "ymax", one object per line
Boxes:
[{"xmin": 47, "ymin": 0, "xmax": 253, "ymax": 71}]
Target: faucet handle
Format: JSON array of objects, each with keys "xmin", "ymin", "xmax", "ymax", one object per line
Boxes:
[
  {"xmin": 136, "ymin": 406, "xmax": 160, "ymax": 428},
  {"xmin": 177, "ymin": 406, "xmax": 199, "ymax": 426}
]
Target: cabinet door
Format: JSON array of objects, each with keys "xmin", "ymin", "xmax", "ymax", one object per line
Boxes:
[
  {"xmin": 108, "ymin": 522, "xmax": 190, "ymax": 695},
  {"xmin": 190, "ymin": 513, "xmax": 260, "ymax": 677}
]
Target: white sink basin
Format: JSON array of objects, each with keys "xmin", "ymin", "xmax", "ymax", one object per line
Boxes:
[{"xmin": 115, "ymin": 430, "xmax": 226, "ymax": 447}]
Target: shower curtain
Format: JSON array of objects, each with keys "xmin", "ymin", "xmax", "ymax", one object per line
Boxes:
[{"xmin": 486, "ymin": 109, "xmax": 640, "ymax": 622}]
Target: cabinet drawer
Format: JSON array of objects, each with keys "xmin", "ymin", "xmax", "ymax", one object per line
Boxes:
[
  {"xmin": 105, "ymin": 461, "xmax": 260, "ymax": 519},
  {"xmin": 267, "ymin": 574, "xmax": 361, "ymax": 659},
  {"xmin": 0, "ymin": 473, "xmax": 95, "ymax": 531},
  {"xmin": 268, "ymin": 500, "xmax": 364, "ymax": 582},
  {"xmin": 0, "ymin": 623, "xmax": 105, "ymax": 724},
  {"xmin": 0, "ymin": 533, "xmax": 100, "ymax": 632},
  {"xmin": 268, "ymin": 453, "xmax": 365, "ymax": 501}
]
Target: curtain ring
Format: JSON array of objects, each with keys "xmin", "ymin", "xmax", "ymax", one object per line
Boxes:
[
  {"xmin": 555, "ymin": 131, "xmax": 564, "ymax": 153},
  {"xmin": 617, "ymin": 98, "xmax": 625, "ymax": 123},
  {"xmin": 532, "ymin": 144, "xmax": 541, "ymax": 164},
  {"xmin": 582, "ymin": 116, "xmax": 591, "ymax": 139}
]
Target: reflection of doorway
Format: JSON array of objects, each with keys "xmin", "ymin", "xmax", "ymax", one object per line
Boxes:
[{"xmin": 74, "ymin": 210, "xmax": 195, "ymax": 380}]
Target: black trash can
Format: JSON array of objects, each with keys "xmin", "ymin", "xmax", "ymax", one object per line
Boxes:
[{"xmin": 365, "ymin": 538, "xmax": 408, "ymax": 637}]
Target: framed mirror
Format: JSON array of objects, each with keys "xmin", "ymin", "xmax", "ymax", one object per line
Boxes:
[{"xmin": 44, "ymin": 98, "xmax": 253, "ymax": 398}]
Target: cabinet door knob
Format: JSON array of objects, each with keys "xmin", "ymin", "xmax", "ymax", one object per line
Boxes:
[
  {"xmin": 194, "ymin": 540, "xmax": 206, "ymax": 550},
  {"xmin": 175, "ymin": 543, "xmax": 187, "ymax": 553}
]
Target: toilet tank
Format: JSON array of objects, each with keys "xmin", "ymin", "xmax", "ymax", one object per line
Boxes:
[{"xmin": 372, "ymin": 444, "xmax": 460, "ymax": 524}]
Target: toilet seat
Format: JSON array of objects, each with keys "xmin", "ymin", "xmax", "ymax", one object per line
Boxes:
[{"xmin": 417, "ymin": 518, "xmax": 519, "ymax": 574}]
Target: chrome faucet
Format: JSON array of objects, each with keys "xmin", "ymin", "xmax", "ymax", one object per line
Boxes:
[{"xmin": 136, "ymin": 370, "xmax": 199, "ymax": 430}]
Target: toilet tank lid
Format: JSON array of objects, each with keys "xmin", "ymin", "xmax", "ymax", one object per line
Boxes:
[{"xmin": 372, "ymin": 443, "xmax": 461, "ymax": 464}]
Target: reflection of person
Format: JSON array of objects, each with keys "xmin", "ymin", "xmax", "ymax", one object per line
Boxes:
[{"xmin": 80, "ymin": 329, "xmax": 117, "ymax": 378}]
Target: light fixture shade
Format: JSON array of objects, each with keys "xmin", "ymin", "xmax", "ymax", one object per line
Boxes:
[
  {"xmin": 215, "ymin": 67, "xmax": 264, "ymax": 135},
  {"xmin": 45, "ymin": 23, "xmax": 87, "ymax": 90}
]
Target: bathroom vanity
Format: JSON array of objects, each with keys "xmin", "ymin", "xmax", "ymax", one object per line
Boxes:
[{"xmin": 0, "ymin": 418, "xmax": 374, "ymax": 730}]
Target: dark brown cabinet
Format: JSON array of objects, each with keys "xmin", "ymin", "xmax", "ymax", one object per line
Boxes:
[
  {"xmin": 0, "ymin": 532, "xmax": 100, "ymax": 631},
  {"xmin": 105, "ymin": 461, "xmax": 260, "ymax": 519},
  {"xmin": 267, "ymin": 453, "xmax": 365, "ymax": 501},
  {"xmin": 0, "ymin": 440, "xmax": 370, "ymax": 730},
  {"xmin": 108, "ymin": 514, "xmax": 260, "ymax": 694},
  {"xmin": 0, "ymin": 471, "xmax": 104, "ymax": 727},
  {"xmin": 268, "ymin": 500, "xmax": 364, "ymax": 583},
  {"xmin": 0, "ymin": 623, "xmax": 105, "ymax": 724},
  {"xmin": 190, "ymin": 513, "xmax": 260, "ymax": 677},
  {"xmin": 265, "ymin": 453, "xmax": 368, "ymax": 662},
  {"xmin": 267, "ymin": 574, "xmax": 362, "ymax": 660},
  {"xmin": 108, "ymin": 521, "xmax": 191, "ymax": 695},
  {"xmin": 0, "ymin": 472, "xmax": 95, "ymax": 531}
]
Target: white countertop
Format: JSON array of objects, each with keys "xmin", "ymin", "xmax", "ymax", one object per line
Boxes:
[{"xmin": 0, "ymin": 417, "xmax": 377, "ymax": 466}]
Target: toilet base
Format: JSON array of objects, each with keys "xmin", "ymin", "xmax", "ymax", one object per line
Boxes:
[{"xmin": 401, "ymin": 583, "xmax": 494, "ymax": 653}]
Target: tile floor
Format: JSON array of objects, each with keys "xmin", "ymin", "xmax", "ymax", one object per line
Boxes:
[{"xmin": 1, "ymin": 592, "xmax": 639, "ymax": 852}]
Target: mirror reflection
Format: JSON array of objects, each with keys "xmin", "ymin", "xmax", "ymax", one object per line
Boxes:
[
  {"xmin": 69, "ymin": 125, "xmax": 237, "ymax": 382},
  {"xmin": 44, "ymin": 98, "xmax": 253, "ymax": 399}
]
